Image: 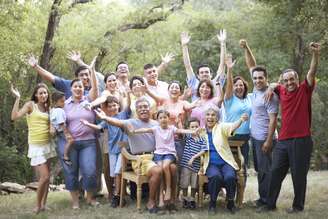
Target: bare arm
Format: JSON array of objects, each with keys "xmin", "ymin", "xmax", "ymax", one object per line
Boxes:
[
  {"xmin": 213, "ymin": 83, "xmax": 224, "ymax": 108},
  {"xmin": 307, "ymin": 42, "xmax": 320, "ymax": 87},
  {"xmin": 67, "ymin": 51, "xmax": 87, "ymax": 66},
  {"xmin": 95, "ymin": 109, "xmax": 125, "ymax": 129},
  {"xmin": 143, "ymin": 84, "xmax": 165, "ymax": 105},
  {"xmin": 239, "ymin": 39, "xmax": 256, "ymax": 72},
  {"xmin": 27, "ymin": 55, "xmax": 55, "ymax": 83},
  {"xmin": 230, "ymin": 113, "xmax": 249, "ymax": 133},
  {"xmin": 87, "ymin": 57, "xmax": 99, "ymax": 101},
  {"xmin": 262, "ymin": 113, "xmax": 277, "ymax": 153},
  {"xmin": 175, "ymin": 128, "xmax": 195, "ymax": 135},
  {"xmin": 80, "ymin": 119, "xmax": 102, "ymax": 130},
  {"xmin": 10, "ymin": 86, "xmax": 32, "ymax": 120},
  {"xmin": 130, "ymin": 128, "xmax": 153, "ymax": 134},
  {"xmin": 188, "ymin": 150, "xmax": 206, "ymax": 166},
  {"xmin": 181, "ymin": 32, "xmax": 195, "ymax": 80},
  {"xmin": 213, "ymin": 29, "xmax": 226, "ymax": 82},
  {"xmin": 157, "ymin": 52, "xmax": 175, "ymax": 75},
  {"xmin": 224, "ymin": 54, "xmax": 236, "ymax": 100}
]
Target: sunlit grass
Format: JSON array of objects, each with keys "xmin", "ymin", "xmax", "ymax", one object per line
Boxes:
[{"xmin": 0, "ymin": 171, "xmax": 327, "ymax": 219}]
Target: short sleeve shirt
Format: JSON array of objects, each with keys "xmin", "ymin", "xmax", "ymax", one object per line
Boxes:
[
  {"xmin": 50, "ymin": 108, "xmax": 66, "ymax": 132},
  {"xmin": 250, "ymin": 88, "xmax": 279, "ymax": 141},
  {"xmin": 190, "ymin": 98, "xmax": 220, "ymax": 127},
  {"xmin": 123, "ymin": 119, "xmax": 158, "ymax": 154},
  {"xmin": 99, "ymin": 110, "xmax": 130, "ymax": 154},
  {"xmin": 152, "ymin": 125, "xmax": 177, "ymax": 156},
  {"xmin": 275, "ymin": 80, "xmax": 314, "ymax": 140},
  {"xmin": 147, "ymin": 80, "xmax": 169, "ymax": 99}
]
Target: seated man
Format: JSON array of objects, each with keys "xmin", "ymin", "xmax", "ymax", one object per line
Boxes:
[
  {"xmin": 202, "ymin": 107, "xmax": 248, "ymax": 214},
  {"xmin": 95, "ymin": 97, "xmax": 164, "ymax": 213}
]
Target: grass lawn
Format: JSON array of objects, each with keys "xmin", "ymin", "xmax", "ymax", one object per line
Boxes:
[{"xmin": 0, "ymin": 170, "xmax": 327, "ymax": 219}]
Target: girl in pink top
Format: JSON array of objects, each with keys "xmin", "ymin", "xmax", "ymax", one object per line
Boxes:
[{"xmin": 128, "ymin": 110, "xmax": 199, "ymax": 204}]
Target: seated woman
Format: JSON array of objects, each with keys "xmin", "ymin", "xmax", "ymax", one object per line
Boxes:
[{"xmin": 203, "ymin": 107, "xmax": 248, "ymax": 214}]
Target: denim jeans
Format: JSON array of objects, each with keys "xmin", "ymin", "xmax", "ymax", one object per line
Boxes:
[{"xmin": 56, "ymin": 134, "xmax": 97, "ymax": 191}]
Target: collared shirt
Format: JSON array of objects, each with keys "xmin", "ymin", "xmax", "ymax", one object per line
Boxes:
[
  {"xmin": 64, "ymin": 96, "xmax": 96, "ymax": 141},
  {"xmin": 50, "ymin": 107, "xmax": 66, "ymax": 132}
]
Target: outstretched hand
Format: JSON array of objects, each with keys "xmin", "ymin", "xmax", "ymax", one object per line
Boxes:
[
  {"xmin": 240, "ymin": 113, "xmax": 249, "ymax": 122},
  {"xmin": 67, "ymin": 50, "xmax": 81, "ymax": 62},
  {"xmin": 309, "ymin": 42, "xmax": 320, "ymax": 54},
  {"xmin": 125, "ymin": 124, "xmax": 135, "ymax": 135},
  {"xmin": 94, "ymin": 108, "xmax": 107, "ymax": 120},
  {"xmin": 225, "ymin": 54, "xmax": 236, "ymax": 69},
  {"xmin": 10, "ymin": 84, "xmax": 20, "ymax": 98},
  {"xmin": 217, "ymin": 29, "xmax": 227, "ymax": 43},
  {"xmin": 161, "ymin": 52, "xmax": 175, "ymax": 65},
  {"xmin": 80, "ymin": 119, "xmax": 90, "ymax": 126},
  {"xmin": 27, "ymin": 54, "xmax": 38, "ymax": 67},
  {"xmin": 239, "ymin": 39, "xmax": 248, "ymax": 49},
  {"xmin": 181, "ymin": 32, "xmax": 191, "ymax": 45}
]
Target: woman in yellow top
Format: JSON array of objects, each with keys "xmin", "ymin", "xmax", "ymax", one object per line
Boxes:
[{"xmin": 11, "ymin": 83, "xmax": 56, "ymax": 214}]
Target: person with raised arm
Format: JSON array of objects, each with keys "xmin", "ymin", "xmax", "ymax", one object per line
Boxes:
[
  {"xmin": 11, "ymin": 83, "xmax": 56, "ymax": 214},
  {"xmin": 180, "ymin": 30, "xmax": 226, "ymax": 101},
  {"xmin": 259, "ymin": 43, "xmax": 320, "ymax": 213},
  {"xmin": 239, "ymin": 39, "xmax": 279, "ymax": 208}
]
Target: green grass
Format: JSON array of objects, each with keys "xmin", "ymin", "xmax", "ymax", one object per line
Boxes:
[{"xmin": 1, "ymin": 171, "xmax": 328, "ymax": 219}]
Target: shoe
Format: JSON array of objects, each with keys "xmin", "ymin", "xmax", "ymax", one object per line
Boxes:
[
  {"xmin": 208, "ymin": 201, "xmax": 216, "ymax": 215},
  {"xmin": 182, "ymin": 199, "xmax": 189, "ymax": 209},
  {"xmin": 254, "ymin": 199, "xmax": 266, "ymax": 207},
  {"xmin": 111, "ymin": 195, "xmax": 120, "ymax": 208},
  {"xmin": 146, "ymin": 206, "xmax": 158, "ymax": 214},
  {"xmin": 286, "ymin": 207, "xmax": 302, "ymax": 214},
  {"xmin": 189, "ymin": 201, "xmax": 196, "ymax": 209},
  {"xmin": 227, "ymin": 200, "xmax": 237, "ymax": 214},
  {"xmin": 256, "ymin": 205, "xmax": 276, "ymax": 213}
]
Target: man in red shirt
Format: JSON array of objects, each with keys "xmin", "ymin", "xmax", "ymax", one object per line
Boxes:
[{"xmin": 259, "ymin": 42, "xmax": 320, "ymax": 213}]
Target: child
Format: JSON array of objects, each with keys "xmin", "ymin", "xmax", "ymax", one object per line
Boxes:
[
  {"xmin": 179, "ymin": 117, "xmax": 208, "ymax": 209},
  {"xmin": 128, "ymin": 109, "xmax": 200, "ymax": 203},
  {"xmin": 81, "ymin": 96, "xmax": 130, "ymax": 208},
  {"xmin": 50, "ymin": 91, "xmax": 74, "ymax": 165}
]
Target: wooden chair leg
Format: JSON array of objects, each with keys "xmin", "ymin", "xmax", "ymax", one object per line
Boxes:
[
  {"xmin": 119, "ymin": 178, "xmax": 125, "ymax": 207},
  {"xmin": 198, "ymin": 178, "xmax": 204, "ymax": 208},
  {"xmin": 137, "ymin": 180, "xmax": 142, "ymax": 210},
  {"xmin": 236, "ymin": 171, "xmax": 245, "ymax": 208}
]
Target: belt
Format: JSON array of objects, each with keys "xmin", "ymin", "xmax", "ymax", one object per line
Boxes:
[{"xmin": 135, "ymin": 152, "xmax": 153, "ymax": 155}]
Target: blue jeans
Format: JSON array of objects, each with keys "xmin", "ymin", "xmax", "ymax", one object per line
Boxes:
[{"xmin": 56, "ymin": 134, "xmax": 97, "ymax": 191}]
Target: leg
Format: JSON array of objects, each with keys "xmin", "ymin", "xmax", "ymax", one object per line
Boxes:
[
  {"xmin": 33, "ymin": 162, "xmax": 51, "ymax": 213},
  {"xmin": 162, "ymin": 160, "xmax": 173, "ymax": 202},
  {"xmin": 155, "ymin": 160, "xmax": 165, "ymax": 207},
  {"xmin": 289, "ymin": 137, "xmax": 313, "ymax": 211},
  {"xmin": 147, "ymin": 165, "xmax": 162, "ymax": 209},
  {"xmin": 266, "ymin": 140, "xmax": 289, "ymax": 209},
  {"xmin": 41, "ymin": 160, "xmax": 51, "ymax": 210},
  {"xmin": 221, "ymin": 163, "xmax": 237, "ymax": 212},
  {"xmin": 206, "ymin": 164, "xmax": 224, "ymax": 205}
]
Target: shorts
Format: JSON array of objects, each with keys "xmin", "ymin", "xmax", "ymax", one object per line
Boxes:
[
  {"xmin": 131, "ymin": 154, "xmax": 157, "ymax": 176},
  {"xmin": 99, "ymin": 131, "xmax": 109, "ymax": 154},
  {"xmin": 28, "ymin": 143, "xmax": 57, "ymax": 166},
  {"xmin": 153, "ymin": 153, "xmax": 176, "ymax": 163},
  {"xmin": 180, "ymin": 167, "xmax": 198, "ymax": 189},
  {"xmin": 109, "ymin": 153, "xmax": 122, "ymax": 177}
]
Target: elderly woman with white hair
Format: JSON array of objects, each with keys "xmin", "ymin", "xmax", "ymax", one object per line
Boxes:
[{"xmin": 202, "ymin": 107, "xmax": 248, "ymax": 214}]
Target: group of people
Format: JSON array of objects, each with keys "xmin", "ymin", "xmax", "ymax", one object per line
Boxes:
[{"xmin": 11, "ymin": 29, "xmax": 320, "ymax": 215}]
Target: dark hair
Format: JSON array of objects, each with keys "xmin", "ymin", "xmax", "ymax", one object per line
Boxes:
[
  {"xmin": 103, "ymin": 96, "xmax": 121, "ymax": 112},
  {"xmin": 143, "ymin": 63, "xmax": 155, "ymax": 70},
  {"xmin": 188, "ymin": 117, "xmax": 200, "ymax": 126},
  {"xmin": 197, "ymin": 79, "xmax": 214, "ymax": 99},
  {"xmin": 115, "ymin": 61, "xmax": 128, "ymax": 71},
  {"xmin": 197, "ymin": 64, "xmax": 211, "ymax": 75},
  {"xmin": 251, "ymin": 66, "xmax": 267, "ymax": 78},
  {"xmin": 104, "ymin": 72, "xmax": 116, "ymax": 83},
  {"xmin": 156, "ymin": 109, "xmax": 170, "ymax": 119},
  {"xmin": 31, "ymin": 83, "xmax": 50, "ymax": 112},
  {"xmin": 74, "ymin": 65, "xmax": 89, "ymax": 77},
  {"xmin": 168, "ymin": 80, "xmax": 183, "ymax": 93},
  {"xmin": 70, "ymin": 78, "xmax": 82, "ymax": 87},
  {"xmin": 51, "ymin": 91, "xmax": 65, "ymax": 104},
  {"xmin": 282, "ymin": 68, "xmax": 299, "ymax": 79},
  {"xmin": 233, "ymin": 76, "xmax": 249, "ymax": 99},
  {"xmin": 129, "ymin": 76, "xmax": 145, "ymax": 90}
]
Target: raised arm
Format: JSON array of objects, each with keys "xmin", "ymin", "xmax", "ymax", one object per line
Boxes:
[
  {"xmin": 10, "ymin": 85, "xmax": 32, "ymax": 120},
  {"xmin": 239, "ymin": 39, "xmax": 256, "ymax": 71},
  {"xmin": 307, "ymin": 42, "xmax": 320, "ymax": 86},
  {"xmin": 27, "ymin": 55, "xmax": 55, "ymax": 83},
  {"xmin": 157, "ymin": 52, "xmax": 175, "ymax": 75},
  {"xmin": 262, "ymin": 113, "xmax": 277, "ymax": 154},
  {"xmin": 87, "ymin": 56, "xmax": 99, "ymax": 101},
  {"xmin": 224, "ymin": 54, "xmax": 236, "ymax": 100},
  {"xmin": 213, "ymin": 29, "xmax": 227, "ymax": 82},
  {"xmin": 213, "ymin": 83, "xmax": 224, "ymax": 108},
  {"xmin": 67, "ymin": 51, "xmax": 87, "ymax": 66},
  {"xmin": 181, "ymin": 32, "xmax": 195, "ymax": 80},
  {"xmin": 142, "ymin": 84, "xmax": 165, "ymax": 105},
  {"xmin": 231, "ymin": 113, "xmax": 248, "ymax": 133},
  {"xmin": 95, "ymin": 109, "xmax": 125, "ymax": 129}
]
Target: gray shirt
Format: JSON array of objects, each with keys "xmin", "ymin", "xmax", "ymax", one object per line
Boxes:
[
  {"xmin": 250, "ymin": 88, "xmax": 279, "ymax": 141},
  {"xmin": 123, "ymin": 119, "xmax": 158, "ymax": 155}
]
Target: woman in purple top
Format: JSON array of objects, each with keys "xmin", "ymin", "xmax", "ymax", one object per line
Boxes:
[{"xmin": 56, "ymin": 59, "xmax": 99, "ymax": 209}]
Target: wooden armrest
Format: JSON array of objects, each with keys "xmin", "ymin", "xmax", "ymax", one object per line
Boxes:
[
  {"xmin": 228, "ymin": 140, "xmax": 245, "ymax": 148},
  {"xmin": 121, "ymin": 147, "xmax": 139, "ymax": 161}
]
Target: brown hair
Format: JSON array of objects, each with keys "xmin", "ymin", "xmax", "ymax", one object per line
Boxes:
[
  {"xmin": 233, "ymin": 76, "xmax": 249, "ymax": 99},
  {"xmin": 197, "ymin": 79, "xmax": 214, "ymax": 99},
  {"xmin": 31, "ymin": 83, "xmax": 50, "ymax": 112}
]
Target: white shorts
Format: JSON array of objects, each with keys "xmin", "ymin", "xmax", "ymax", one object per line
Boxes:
[
  {"xmin": 28, "ymin": 143, "xmax": 57, "ymax": 166},
  {"xmin": 109, "ymin": 153, "xmax": 122, "ymax": 177}
]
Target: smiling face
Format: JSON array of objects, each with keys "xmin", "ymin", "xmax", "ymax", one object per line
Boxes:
[
  {"xmin": 157, "ymin": 112, "xmax": 169, "ymax": 129},
  {"xmin": 35, "ymin": 87, "xmax": 49, "ymax": 104},
  {"xmin": 131, "ymin": 78, "xmax": 144, "ymax": 95},
  {"xmin": 252, "ymin": 71, "xmax": 267, "ymax": 90},
  {"xmin": 106, "ymin": 101, "xmax": 120, "ymax": 116},
  {"xmin": 144, "ymin": 66, "xmax": 158, "ymax": 85},
  {"xmin": 282, "ymin": 70, "xmax": 299, "ymax": 92},
  {"xmin": 106, "ymin": 74, "xmax": 117, "ymax": 91},
  {"xmin": 77, "ymin": 69, "xmax": 90, "ymax": 88},
  {"xmin": 55, "ymin": 96, "xmax": 65, "ymax": 108},
  {"xmin": 168, "ymin": 82, "xmax": 181, "ymax": 99},
  {"xmin": 198, "ymin": 81, "xmax": 212, "ymax": 99},
  {"xmin": 205, "ymin": 109, "xmax": 218, "ymax": 130},
  {"xmin": 197, "ymin": 66, "xmax": 212, "ymax": 80},
  {"xmin": 136, "ymin": 100, "xmax": 150, "ymax": 122},
  {"xmin": 234, "ymin": 79, "xmax": 245, "ymax": 98},
  {"xmin": 116, "ymin": 63, "xmax": 129, "ymax": 81},
  {"xmin": 71, "ymin": 80, "xmax": 84, "ymax": 99}
]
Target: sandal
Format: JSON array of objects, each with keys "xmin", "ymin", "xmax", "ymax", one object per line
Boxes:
[
  {"xmin": 145, "ymin": 206, "xmax": 158, "ymax": 214},
  {"xmin": 63, "ymin": 157, "xmax": 72, "ymax": 166}
]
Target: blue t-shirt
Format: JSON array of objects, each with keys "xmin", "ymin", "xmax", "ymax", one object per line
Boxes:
[
  {"xmin": 223, "ymin": 94, "xmax": 252, "ymax": 134},
  {"xmin": 180, "ymin": 134, "xmax": 208, "ymax": 173},
  {"xmin": 250, "ymin": 88, "xmax": 279, "ymax": 141},
  {"xmin": 208, "ymin": 131, "xmax": 226, "ymax": 166},
  {"xmin": 99, "ymin": 110, "xmax": 131, "ymax": 154}
]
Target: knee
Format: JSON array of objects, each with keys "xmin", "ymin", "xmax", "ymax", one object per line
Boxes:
[
  {"xmin": 151, "ymin": 166, "xmax": 163, "ymax": 179},
  {"xmin": 225, "ymin": 174, "xmax": 236, "ymax": 184},
  {"xmin": 163, "ymin": 163, "xmax": 170, "ymax": 171},
  {"xmin": 40, "ymin": 173, "xmax": 50, "ymax": 184},
  {"xmin": 169, "ymin": 163, "xmax": 177, "ymax": 174}
]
